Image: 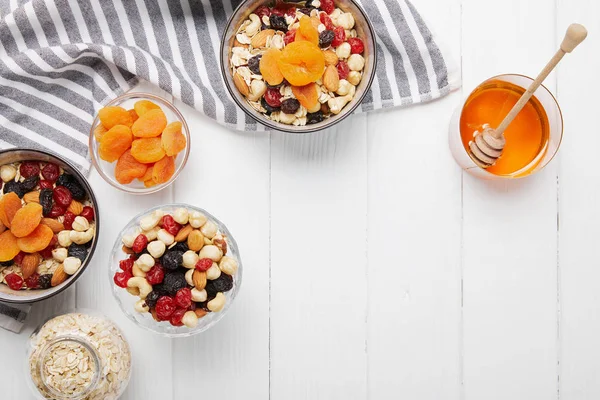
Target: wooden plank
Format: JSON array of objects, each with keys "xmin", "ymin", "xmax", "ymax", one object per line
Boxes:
[
  {"xmin": 270, "ymin": 114, "xmax": 368, "ymax": 399},
  {"xmin": 555, "ymin": 2, "xmax": 600, "ymax": 398},
  {"xmin": 461, "ymin": 1, "xmax": 559, "ymax": 399},
  {"xmin": 169, "ymin": 104, "xmax": 270, "ymax": 399}
]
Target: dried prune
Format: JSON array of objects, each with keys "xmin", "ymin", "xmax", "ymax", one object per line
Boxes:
[
  {"xmin": 319, "ymin": 30, "xmax": 335, "ymax": 48},
  {"xmin": 3, "ymin": 180, "xmax": 25, "ymax": 198},
  {"xmin": 281, "ymin": 98, "xmax": 300, "ymax": 114},
  {"xmin": 269, "ymin": 14, "xmax": 288, "ymax": 32},
  {"xmin": 56, "ymin": 174, "xmax": 86, "ymax": 201},
  {"xmin": 209, "ymin": 273, "xmax": 234, "ymax": 293},
  {"xmin": 0, "ymin": 260, "xmax": 13, "ymax": 267},
  {"xmin": 170, "ymin": 242, "xmax": 189, "ymax": 253},
  {"xmin": 38, "ymin": 274, "xmax": 52, "ymax": 289},
  {"xmin": 307, "ymin": 111, "xmax": 325, "ymax": 124},
  {"xmin": 162, "ymin": 271, "xmax": 187, "ymax": 296},
  {"xmin": 21, "ymin": 176, "xmax": 39, "ymax": 193},
  {"xmin": 248, "ymin": 55, "xmax": 262, "ymax": 75},
  {"xmin": 261, "ymin": 98, "xmax": 277, "ymax": 114},
  {"xmin": 68, "ymin": 243, "xmax": 89, "ymax": 262},
  {"xmin": 39, "ymin": 189, "xmax": 53, "ymax": 217},
  {"xmin": 145, "ymin": 291, "xmax": 160, "ymax": 308},
  {"xmin": 162, "ymin": 250, "xmax": 183, "ymax": 271}
]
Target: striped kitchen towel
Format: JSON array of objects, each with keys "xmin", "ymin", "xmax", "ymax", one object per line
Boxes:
[{"xmin": 0, "ymin": 0, "xmax": 460, "ymax": 174}]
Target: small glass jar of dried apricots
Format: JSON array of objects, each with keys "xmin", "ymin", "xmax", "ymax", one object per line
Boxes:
[{"xmin": 89, "ymin": 93, "xmax": 191, "ymax": 195}]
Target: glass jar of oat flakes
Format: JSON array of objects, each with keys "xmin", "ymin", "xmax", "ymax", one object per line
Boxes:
[{"xmin": 25, "ymin": 311, "xmax": 131, "ymax": 400}]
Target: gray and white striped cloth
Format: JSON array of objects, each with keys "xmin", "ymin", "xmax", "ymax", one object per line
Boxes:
[{"xmin": 0, "ymin": 0, "xmax": 459, "ymax": 174}]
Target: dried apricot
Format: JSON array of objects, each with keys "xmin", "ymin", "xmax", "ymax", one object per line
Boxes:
[
  {"xmin": 98, "ymin": 106, "xmax": 133, "ymax": 129},
  {"xmin": 291, "ymin": 83, "xmax": 320, "ymax": 112},
  {"xmin": 10, "ymin": 203, "xmax": 43, "ymax": 238},
  {"xmin": 295, "ymin": 16, "xmax": 319, "ymax": 46},
  {"xmin": 0, "ymin": 192, "xmax": 22, "ymax": 228},
  {"xmin": 16, "ymin": 224, "xmax": 53, "ymax": 253},
  {"xmin": 93, "ymin": 124, "xmax": 108, "ymax": 142},
  {"xmin": 144, "ymin": 179, "xmax": 158, "ymax": 188},
  {"xmin": 115, "ymin": 150, "xmax": 148, "ymax": 184},
  {"xmin": 259, "ymin": 49, "xmax": 284, "ymax": 86},
  {"xmin": 0, "ymin": 231, "xmax": 20, "ymax": 261},
  {"xmin": 128, "ymin": 109, "xmax": 139, "ymax": 123},
  {"xmin": 98, "ymin": 125, "xmax": 133, "ymax": 162},
  {"xmin": 278, "ymin": 41, "xmax": 325, "ymax": 86},
  {"xmin": 152, "ymin": 156, "xmax": 175, "ymax": 184},
  {"xmin": 132, "ymin": 109, "xmax": 167, "ymax": 138},
  {"xmin": 162, "ymin": 122, "xmax": 186, "ymax": 156},
  {"xmin": 134, "ymin": 100, "xmax": 160, "ymax": 117},
  {"xmin": 138, "ymin": 165, "xmax": 154, "ymax": 183},
  {"xmin": 131, "ymin": 138, "xmax": 166, "ymax": 164}
]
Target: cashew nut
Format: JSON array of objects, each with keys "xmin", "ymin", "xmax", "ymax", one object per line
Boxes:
[
  {"xmin": 336, "ymin": 79, "xmax": 355, "ymax": 97},
  {"xmin": 208, "ymin": 292, "xmax": 227, "ymax": 312},
  {"xmin": 185, "ymin": 268, "xmax": 195, "ymax": 286},
  {"xmin": 246, "ymin": 14, "xmax": 261, "ymax": 37},
  {"xmin": 127, "ymin": 277, "xmax": 152, "ymax": 299},
  {"xmin": 327, "ymin": 95, "xmax": 353, "ymax": 114},
  {"xmin": 63, "ymin": 257, "xmax": 82, "ymax": 275},
  {"xmin": 126, "ymin": 287, "xmax": 140, "ymax": 296},
  {"xmin": 70, "ymin": 227, "xmax": 94, "ymax": 245},
  {"xmin": 132, "ymin": 263, "xmax": 146, "ymax": 278},
  {"xmin": 140, "ymin": 210, "xmax": 163, "ymax": 231},
  {"xmin": 134, "ymin": 299, "xmax": 149, "ymax": 313}
]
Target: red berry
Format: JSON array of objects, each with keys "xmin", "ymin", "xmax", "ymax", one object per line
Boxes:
[
  {"xmin": 19, "ymin": 162, "xmax": 40, "ymax": 178},
  {"xmin": 175, "ymin": 287, "xmax": 192, "ymax": 308},
  {"xmin": 113, "ymin": 271, "xmax": 131, "ymax": 288},
  {"xmin": 195, "ymin": 258, "xmax": 213, "ymax": 272},
  {"xmin": 337, "ymin": 60, "xmax": 350, "ymax": 80},
  {"xmin": 270, "ymin": 7, "xmax": 284, "ymax": 16},
  {"xmin": 320, "ymin": 13, "xmax": 334, "ymax": 30},
  {"xmin": 41, "ymin": 163, "xmax": 60, "ymax": 182},
  {"xmin": 80, "ymin": 206, "xmax": 95, "ymax": 222},
  {"xmin": 13, "ymin": 252, "xmax": 25, "ymax": 266},
  {"xmin": 283, "ymin": 6, "xmax": 296, "ymax": 17},
  {"xmin": 169, "ymin": 308, "xmax": 187, "ymax": 326},
  {"xmin": 119, "ymin": 258, "xmax": 134, "ymax": 274},
  {"xmin": 155, "ymin": 296, "xmax": 176, "ymax": 321},
  {"xmin": 347, "ymin": 37, "xmax": 364, "ymax": 54},
  {"xmin": 25, "ymin": 273, "xmax": 40, "ymax": 289},
  {"xmin": 320, "ymin": 0, "xmax": 335, "ymax": 14},
  {"xmin": 331, "ymin": 26, "xmax": 346, "ymax": 47},
  {"xmin": 265, "ymin": 88, "xmax": 283, "ymax": 108},
  {"xmin": 39, "ymin": 180, "xmax": 54, "ymax": 190},
  {"xmin": 161, "ymin": 215, "xmax": 181, "ymax": 236},
  {"xmin": 284, "ymin": 29, "xmax": 296, "ymax": 45},
  {"xmin": 49, "ymin": 205, "xmax": 66, "ymax": 218},
  {"xmin": 132, "ymin": 234, "xmax": 148, "ymax": 253},
  {"xmin": 255, "ymin": 5, "xmax": 271, "ymax": 19},
  {"xmin": 53, "ymin": 186, "xmax": 72, "ymax": 208},
  {"xmin": 146, "ymin": 264, "xmax": 165, "ymax": 285},
  {"xmin": 5, "ymin": 273, "xmax": 23, "ymax": 290},
  {"xmin": 63, "ymin": 211, "xmax": 76, "ymax": 230}
]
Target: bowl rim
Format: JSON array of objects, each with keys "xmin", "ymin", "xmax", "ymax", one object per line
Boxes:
[
  {"xmin": 108, "ymin": 203, "xmax": 243, "ymax": 338},
  {"xmin": 88, "ymin": 92, "xmax": 191, "ymax": 195},
  {"xmin": 0, "ymin": 148, "xmax": 100, "ymax": 304},
  {"xmin": 220, "ymin": 0, "xmax": 378, "ymax": 134}
]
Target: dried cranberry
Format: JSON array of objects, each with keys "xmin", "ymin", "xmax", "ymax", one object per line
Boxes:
[
  {"xmin": 161, "ymin": 215, "xmax": 181, "ymax": 236},
  {"xmin": 146, "ymin": 264, "xmax": 165, "ymax": 285},
  {"xmin": 19, "ymin": 162, "xmax": 40, "ymax": 178},
  {"xmin": 113, "ymin": 271, "xmax": 131, "ymax": 288},
  {"xmin": 53, "ymin": 186, "xmax": 72, "ymax": 208},
  {"xmin": 195, "ymin": 258, "xmax": 213, "ymax": 272},
  {"xmin": 337, "ymin": 60, "xmax": 350, "ymax": 80},
  {"xmin": 25, "ymin": 273, "xmax": 40, "ymax": 289},
  {"xmin": 270, "ymin": 7, "xmax": 284, "ymax": 17},
  {"xmin": 63, "ymin": 211, "xmax": 76, "ymax": 230},
  {"xmin": 39, "ymin": 235, "xmax": 58, "ymax": 259},
  {"xmin": 132, "ymin": 234, "xmax": 148, "ymax": 253},
  {"xmin": 41, "ymin": 163, "xmax": 60, "ymax": 182},
  {"xmin": 255, "ymin": 5, "xmax": 271, "ymax": 19},
  {"xmin": 264, "ymin": 87, "xmax": 283, "ymax": 108},
  {"xmin": 155, "ymin": 296, "xmax": 176, "ymax": 321},
  {"xmin": 320, "ymin": 0, "xmax": 335, "ymax": 14},
  {"xmin": 169, "ymin": 308, "xmax": 187, "ymax": 326},
  {"xmin": 284, "ymin": 29, "xmax": 296, "ymax": 45},
  {"xmin": 48, "ymin": 205, "xmax": 65, "ymax": 218},
  {"xmin": 331, "ymin": 26, "xmax": 346, "ymax": 47},
  {"xmin": 283, "ymin": 6, "xmax": 296, "ymax": 17},
  {"xmin": 5, "ymin": 273, "xmax": 23, "ymax": 290},
  {"xmin": 347, "ymin": 37, "xmax": 364, "ymax": 54},
  {"xmin": 39, "ymin": 180, "xmax": 54, "ymax": 190},
  {"xmin": 80, "ymin": 206, "xmax": 95, "ymax": 222},
  {"xmin": 119, "ymin": 258, "xmax": 134, "ymax": 274},
  {"xmin": 175, "ymin": 287, "xmax": 192, "ymax": 308},
  {"xmin": 320, "ymin": 13, "xmax": 334, "ymax": 30}
]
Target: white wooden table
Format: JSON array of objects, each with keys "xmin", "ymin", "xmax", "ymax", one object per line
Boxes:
[{"xmin": 2, "ymin": 0, "xmax": 599, "ymax": 398}]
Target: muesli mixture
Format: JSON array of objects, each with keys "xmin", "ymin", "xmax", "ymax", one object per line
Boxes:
[
  {"xmin": 28, "ymin": 312, "xmax": 131, "ymax": 400},
  {"xmin": 230, "ymin": 0, "xmax": 367, "ymax": 126},
  {"xmin": 113, "ymin": 207, "xmax": 239, "ymax": 328},
  {"xmin": 0, "ymin": 161, "xmax": 96, "ymax": 290}
]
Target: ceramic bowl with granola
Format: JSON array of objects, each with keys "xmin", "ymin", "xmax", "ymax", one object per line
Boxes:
[
  {"xmin": 221, "ymin": 0, "xmax": 377, "ymax": 132},
  {"xmin": 0, "ymin": 149, "xmax": 99, "ymax": 304}
]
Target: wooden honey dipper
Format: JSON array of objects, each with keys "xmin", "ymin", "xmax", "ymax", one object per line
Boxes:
[{"xmin": 469, "ymin": 23, "xmax": 588, "ymax": 169}]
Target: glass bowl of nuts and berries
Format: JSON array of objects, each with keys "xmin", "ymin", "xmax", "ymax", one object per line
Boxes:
[
  {"xmin": 109, "ymin": 204, "xmax": 242, "ymax": 337},
  {"xmin": 0, "ymin": 148, "xmax": 99, "ymax": 304},
  {"xmin": 89, "ymin": 93, "xmax": 191, "ymax": 195},
  {"xmin": 221, "ymin": 0, "xmax": 377, "ymax": 132}
]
